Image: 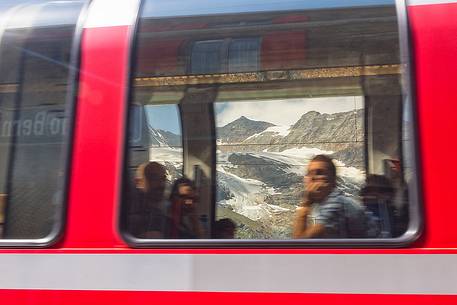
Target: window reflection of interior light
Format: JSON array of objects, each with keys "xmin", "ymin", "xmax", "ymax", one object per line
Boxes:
[{"xmin": 2, "ymin": 3, "xmax": 44, "ymax": 29}]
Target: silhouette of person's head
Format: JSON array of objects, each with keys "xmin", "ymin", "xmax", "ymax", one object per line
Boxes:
[
  {"xmin": 214, "ymin": 218, "xmax": 236, "ymax": 239},
  {"xmin": 360, "ymin": 174, "xmax": 395, "ymax": 204},
  {"xmin": 135, "ymin": 162, "xmax": 166, "ymax": 200}
]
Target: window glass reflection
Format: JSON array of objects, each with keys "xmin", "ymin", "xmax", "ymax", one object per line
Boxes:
[{"xmin": 123, "ymin": 0, "xmax": 415, "ymax": 242}]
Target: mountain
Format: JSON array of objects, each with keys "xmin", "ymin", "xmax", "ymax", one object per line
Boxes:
[
  {"xmin": 145, "ymin": 110, "xmax": 366, "ymax": 239},
  {"xmin": 217, "ymin": 150, "xmax": 364, "ymax": 239},
  {"xmin": 280, "ymin": 109, "xmax": 364, "ymax": 167},
  {"xmin": 282, "ymin": 109, "xmax": 363, "ymax": 148},
  {"xmin": 237, "ymin": 109, "xmax": 364, "ymax": 167},
  {"xmin": 149, "ymin": 128, "xmax": 181, "ymax": 147},
  {"xmin": 216, "ymin": 116, "xmax": 275, "ymax": 144},
  {"xmin": 215, "ymin": 110, "xmax": 366, "ymax": 238},
  {"xmin": 226, "ymin": 153, "xmax": 300, "ymax": 188},
  {"xmin": 149, "ymin": 110, "xmax": 363, "ymax": 166},
  {"xmin": 243, "ymin": 109, "xmax": 363, "ymax": 147}
]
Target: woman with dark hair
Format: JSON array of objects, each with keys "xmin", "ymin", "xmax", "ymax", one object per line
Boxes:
[{"xmin": 168, "ymin": 177, "xmax": 202, "ymax": 239}]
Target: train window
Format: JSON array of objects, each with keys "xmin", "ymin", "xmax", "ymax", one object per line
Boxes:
[
  {"xmin": 191, "ymin": 40, "xmax": 225, "ymax": 74},
  {"xmin": 190, "ymin": 37, "xmax": 261, "ymax": 74},
  {"xmin": 122, "ymin": 0, "xmax": 420, "ymax": 246},
  {"xmin": 147, "ymin": 104, "xmax": 183, "ymax": 182},
  {"xmin": 228, "ymin": 38, "xmax": 261, "ymax": 72},
  {"xmin": 0, "ymin": 1, "xmax": 86, "ymax": 243},
  {"xmin": 215, "ymin": 97, "xmax": 364, "ymax": 239}
]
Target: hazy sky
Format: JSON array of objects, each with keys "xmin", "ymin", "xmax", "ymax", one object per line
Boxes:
[
  {"xmin": 215, "ymin": 96, "xmax": 363, "ymax": 127},
  {"xmin": 146, "ymin": 105, "xmax": 182, "ymax": 134},
  {"xmin": 146, "ymin": 96, "xmax": 363, "ymax": 133},
  {"xmin": 142, "ymin": 0, "xmax": 394, "ymax": 18}
]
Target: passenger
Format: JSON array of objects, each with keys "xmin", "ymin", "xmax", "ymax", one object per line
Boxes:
[
  {"xmin": 293, "ymin": 155, "xmax": 368, "ymax": 239},
  {"xmin": 360, "ymin": 174, "xmax": 404, "ymax": 237},
  {"xmin": 168, "ymin": 177, "xmax": 202, "ymax": 239},
  {"xmin": 127, "ymin": 161, "xmax": 168, "ymax": 238},
  {"xmin": 213, "ymin": 218, "xmax": 236, "ymax": 239}
]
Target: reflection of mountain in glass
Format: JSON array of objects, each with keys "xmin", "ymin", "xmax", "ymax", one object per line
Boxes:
[
  {"xmin": 217, "ymin": 116, "xmax": 275, "ymax": 143},
  {"xmin": 145, "ymin": 104, "xmax": 182, "ymax": 136},
  {"xmin": 147, "ymin": 109, "xmax": 365, "ymax": 239},
  {"xmin": 148, "ymin": 127, "xmax": 183, "ymax": 183},
  {"xmin": 217, "ymin": 110, "xmax": 364, "ymax": 168},
  {"xmin": 149, "ymin": 127, "xmax": 182, "ymax": 148},
  {"xmin": 215, "ymin": 110, "xmax": 365, "ymax": 239}
]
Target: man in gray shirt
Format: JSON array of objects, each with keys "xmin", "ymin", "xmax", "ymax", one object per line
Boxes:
[{"xmin": 293, "ymin": 155, "xmax": 368, "ymax": 239}]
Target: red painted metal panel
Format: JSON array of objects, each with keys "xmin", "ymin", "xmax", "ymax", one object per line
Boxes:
[
  {"xmin": 1, "ymin": 248, "xmax": 457, "ymax": 254},
  {"xmin": 261, "ymin": 32, "xmax": 306, "ymax": 70},
  {"xmin": 53, "ymin": 1, "xmax": 457, "ymax": 253},
  {"xmin": 1, "ymin": 2, "xmax": 457, "ymax": 304},
  {"xmin": 4, "ymin": 1, "xmax": 454, "ymax": 254},
  {"xmin": 408, "ymin": 2, "xmax": 457, "ymax": 248},
  {"xmin": 62, "ymin": 25, "xmax": 131, "ymax": 248},
  {"xmin": 0, "ymin": 290, "xmax": 457, "ymax": 305},
  {"xmin": 0, "ymin": 0, "xmax": 453, "ymax": 259}
]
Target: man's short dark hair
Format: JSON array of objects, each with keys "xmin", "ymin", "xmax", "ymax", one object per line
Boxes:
[
  {"xmin": 310, "ymin": 154, "xmax": 336, "ymax": 183},
  {"xmin": 215, "ymin": 218, "xmax": 236, "ymax": 230},
  {"xmin": 144, "ymin": 161, "xmax": 166, "ymax": 181}
]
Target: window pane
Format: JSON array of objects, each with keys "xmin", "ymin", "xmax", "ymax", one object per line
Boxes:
[
  {"xmin": 147, "ymin": 104, "xmax": 183, "ymax": 182},
  {"xmin": 215, "ymin": 97, "xmax": 364, "ymax": 239},
  {"xmin": 228, "ymin": 38, "xmax": 260, "ymax": 72},
  {"xmin": 0, "ymin": 1, "xmax": 85, "ymax": 240},
  {"xmin": 123, "ymin": 102, "xmax": 184, "ymax": 238},
  {"xmin": 191, "ymin": 40, "xmax": 224, "ymax": 74},
  {"xmin": 124, "ymin": 0, "xmax": 416, "ymax": 244}
]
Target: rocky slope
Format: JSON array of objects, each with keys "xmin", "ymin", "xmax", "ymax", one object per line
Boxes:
[
  {"xmin": 149, "ymin": 127, "xmax": 181, "ymax": 147},
  {"xmin": 217, "ymin": 109, "xmax": 364, "ymax": 167},
  {"xmin": 216, "ymin": 116, "xmax": 274, "ymax": 144}
]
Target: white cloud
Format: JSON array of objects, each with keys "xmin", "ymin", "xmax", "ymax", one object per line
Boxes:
[{"xmin": 215, "ymin": 96, "xmax": 363, "ymax": 127}]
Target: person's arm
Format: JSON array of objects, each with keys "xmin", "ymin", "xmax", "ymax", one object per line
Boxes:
[
  {"xmin": 293, "ymin": 206, "xmax": 325, "ymax": 238},
  {"xmin": 293, "ymin": 179, "xmax": 332, "ymax": 239},
  {"xmin": 180, "ymin": 202, "xmax": 202, "ymax": 238},
  {"xmin": 126, "ymin": 196, "xmax": 143, "ymax": 237},
  {"xmin": 190, "ymin": 213, "xmax": 203, "ymax": 238}
]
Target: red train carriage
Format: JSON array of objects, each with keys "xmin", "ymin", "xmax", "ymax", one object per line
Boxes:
[{"xmin": 0, "ymin": 0, "xmax": 456, "ymax": 304}]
